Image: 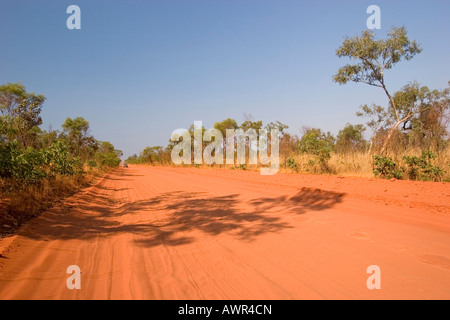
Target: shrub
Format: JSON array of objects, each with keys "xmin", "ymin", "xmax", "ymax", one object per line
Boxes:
[
  {"xmin": 0, "ymin": 141, "xmax": 45, "ymax": 183},
  {"xmin": 286, "ymin": 157, "xmax": 298, "ymax": 171},
  {"xmin": 0, "ymin": 140, "xmax": 84, "ymax": 185},
  {"xmin": 87, "ymin": 160, "xmax": 97, "ymax": 168},
  {"xmin": 44, "ymin": 141, "xmax": 84, "ymax": 176},
  {"xmin": 403, "ymin": 151, "xmax": 444, "ymax": 181},
  {"xmin": 298, "ymin": 128, "xmax": 335, "ymax": 171},
  {"xmin": 373, "ymin": 155, "xmax": 403, "ymax": 179}
]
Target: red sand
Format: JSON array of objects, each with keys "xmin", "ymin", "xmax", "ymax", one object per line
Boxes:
[{"xmin": 0, "ymin": 166, "xmax": 449, "ymax": 299}]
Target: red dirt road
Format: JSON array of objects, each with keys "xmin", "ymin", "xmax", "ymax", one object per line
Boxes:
[{"xmin": 0, "ymin": 166, "xmax": 449, "ymax": 299}]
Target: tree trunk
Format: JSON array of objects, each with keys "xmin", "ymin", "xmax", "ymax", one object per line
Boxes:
[
  {"xmin": 379, "ymin": 120, "xmax": 403, "ymax": 155},
  {"xmin": 368, "ymin": 139, "xmax": 373, "ymax": 154}
]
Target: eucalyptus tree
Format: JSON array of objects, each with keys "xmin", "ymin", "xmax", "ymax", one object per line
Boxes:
[{"xmin": 333, "ymin": 27, "xmax": 424, "ymax": 154}]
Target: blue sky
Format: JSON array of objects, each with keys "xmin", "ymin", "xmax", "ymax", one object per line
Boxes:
[{"xmin": 1, "ymin": 0, "xmax": 449, "ymax": 158}]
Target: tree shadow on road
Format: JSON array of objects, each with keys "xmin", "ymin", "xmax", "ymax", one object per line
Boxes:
[
  {"xmin": 17, "ymin": 188, "xmax": 345, "ymax": 248},
  {"xmin": 250, "ymin": 187, "xmax": 345, "ymax": 214}
]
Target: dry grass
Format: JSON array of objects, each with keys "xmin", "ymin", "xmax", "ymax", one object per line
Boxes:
[
  {"xmin": 280, "ymin": 153, "xmax": 374, "ymax": 177},
  {"xmin": 281, "ymin": 148, "xmax": 450, "ymax": 179},
  {"xmin": 0, "ymin": 167, "xmax": 106, "ymax": 237},
  {"xmin": 155, "ymin": 147, "xmax": 450, "ymax": 180}
]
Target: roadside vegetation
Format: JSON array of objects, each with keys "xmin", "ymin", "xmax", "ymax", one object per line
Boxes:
[
  {"xmin": 0, "ymin": 82, "xmax": 122, "ymax": 235},
  {"xmin": 127, "ymin": 27, "xmax": 449, "ymax": 182}
]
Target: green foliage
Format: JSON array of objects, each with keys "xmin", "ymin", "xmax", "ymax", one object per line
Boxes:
[
  {"xmin": 87, "ymin": 160, "xmax": 97, "ymax": 168},
  {"xmin": 334, "ymin": 27, "xmax": 427, "ymax": 154},
  {"xmin": 125, "ymin": 146, "xmax": 167, "ymax": 165},
  {"xmin": 0, "ymin": 141, "xmax": 45, "ymax": 183},
  {"xmin": 125, "ymin": 154, "xmax": 140, "ymax": 164},
  {"xmin": 286, "ymin": 157, "xmax": 298, "ymax": 171},
  {"xmin": 141, "ymin": 146, "xmax": 163, "ymax": 163},
  {"xmin": 60, "ymin": 117, "xmax": 98, "ymax": 161},
  {"xmin": 373, "ymin": 155, "xmax": 403, "ymax": 179},
  {"xmin": 406, "ymin": 86, "xmax": 450, "ymax": 151},
  {"xmin": 0, "ymin": 82, "xmax": 123, "ymax": 188},
  {"xmin": 402, "ymin": 151, "xmax": 444, "ymax": 181},
  {"xmin": 298, "ymin": 128, "xmax": 335, "ymax": 163},
  {"xmin": 0, "ymin": 140, "xmax": 83, "ymax": 185},
  {"xmin": 240, "ymin": 120, "xmax": 263, "ymax": 132},
  {"xmin": 0, "ymin": 82, "xmax": 46, "ymax": 147},
  {"xmin": 95, "ymin": 141, "xmax": 122, "ymax": 168},
  {"xmin": 214, "ymin": 118, "xmax": 238, "ymax": 137},
  {"xmin": 265, "ymin": 121, "xmax": 289, "ymax": 135},
  {"xmin": 373, "ymin": 151, "xmax": 445, "ymax": 181},
  {"xmin": 231, "ymin": 164, "xmax": 247, "ymax": 170},
  {"xmin": 43, "ymin": 141, "xmax": 83, "ymax": 176},
  {"xmin": 333, "ymin": 27, "xmax": 421, "ymax": 87},
  {"xmin": 336, "ymin": 123, "xmax": 367, "ymax": 153}
]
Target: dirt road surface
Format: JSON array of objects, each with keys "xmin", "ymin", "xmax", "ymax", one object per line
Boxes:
[{"xmin": 0, "ymin": 166, "xmax": 449, "ymax": 299}]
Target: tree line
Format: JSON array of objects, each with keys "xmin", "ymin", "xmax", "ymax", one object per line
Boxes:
[
  {"xmin": 127, "ymin": 27, "xmax": 449, "ymax": 182},
  {"xmin": 0, "ymin": 82, "xmax": 122, "ymax": 185}
]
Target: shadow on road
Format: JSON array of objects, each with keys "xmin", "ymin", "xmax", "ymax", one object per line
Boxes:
[{"xmin": 17, "ymin": 187, "xmax": 345, "ymax": 247}]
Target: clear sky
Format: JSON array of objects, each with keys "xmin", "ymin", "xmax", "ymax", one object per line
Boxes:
[{"xmin": 1, "ymin": 0, "xmax": 449, "ymax": 158}]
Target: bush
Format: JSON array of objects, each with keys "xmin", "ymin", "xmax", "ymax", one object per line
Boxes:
[
  {"xmin": 0, "ymin": 141, "xmax": 45, "ymax": 183},
  {"xmin": 373, "ymin": 155, "xmax": 403, "ymax": 179},
  {"xmin": 87, "ymin": 160, "xmax": 97, "ymax": 168},
  {"xmin": 95, "ymin": 152, "xmax": 121, "ymax": 167},
  {"xmin": 286, "ymin": 157, "xmax": 298, "ymax": 171},
  {"xmin": 403, "ymin": 151, "xmax": 444, "ymax": 181},
  {"xmin": 0, "ymin": 140, "xmax": 84, "ymax": 185},
  {"xmin": 95, "ymin": 141, "xmax": 122, "ymax": 168},
  {"xmin": 44, "ymin": 141, "xmax": 84, "ymax": 176},
  {"xmin": 373, "ymin": 151, "xmax": 445, "ymax": 181},
  {"xmin": 298, "ymin": 129, "xmax": 335, "ymax": 171}
]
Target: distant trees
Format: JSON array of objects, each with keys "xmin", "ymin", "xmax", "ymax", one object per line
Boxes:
[
  {"xmin": 95, "ymin": 141, "xmax": 122, "ymax": 167},
  {"xmin": 213, "ymin": 118, "xmax": 239, "ymax": 151},
  {"xmin": 126, "ymin": 28, "xmax": 448, "ymax": 182},
  {"xmin": 127, "ymin": 118, "xmax": 290, "ymax": 166},
  {"xmin": 126, "ymin": 146, "xmax": 168, "ymax": 165}
]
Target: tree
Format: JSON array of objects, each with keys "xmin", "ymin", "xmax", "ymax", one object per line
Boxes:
[
  {"xmin": 214, "ymin": 118, "xmax": 239, "ymax": 154},
  {"xmin": 298, "ymin": 128, "xmax": 335, "ymax": 163},
  {"xmin": 240, "ymin": 113, "xmax": 263, "ymax": 132},
  {"xmin": 0, "ymin": 82, "xmax": 45, "ymax": 147},
  {"xmin": 60, "ymin": 117, "xmax": 98, "ymax": 161},
  {"xmin": 265, "ymin": 121, "xmax": 289, "ymax": 137},
  {"xmin": 240, "ymin": 120, "xmax": 263, "ymax": 132},
  {"xmin": 333, "ymin": 27, "xmax": 422, "ymax": 154},
  {"xmin": 407, "ymin": 84, "xmax": 450, "ymax": 151},
  {"xmin": 37, "ymin": 127, "xmax": 59, "ymax": 149},
  {"xmin": 336, "ymin": 123, "xmax": 367, "ymax": 153},
  {"xmin": 95, "ymin": 141, "xmax": 122, "ymax": 167},
  {"xmin": 356, "ymin": 104, "xmax": 391, "ymax": 153},
  {"xmin": 213, "ymin": 118, "xmax": 238, "ymax": 137},
  {"xmin": 140, "ymin": 146, "xmax": 163, "ymax": 163},
  {"xmin": 278, "ymin": 133, "xmax": 298, "ymax": 156}
]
